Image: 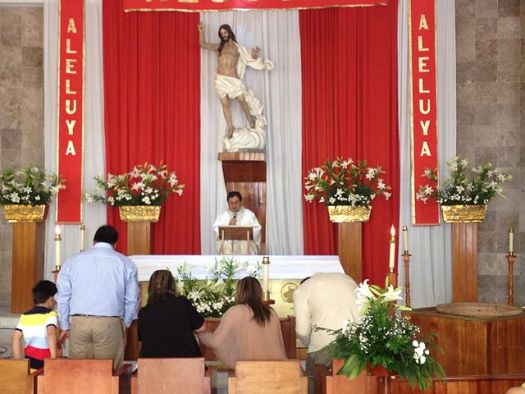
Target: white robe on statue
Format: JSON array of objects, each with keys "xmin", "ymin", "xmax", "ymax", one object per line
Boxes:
[{"xmin": 213, "ymin": 207, "xmax": 261, "ymax": 255}]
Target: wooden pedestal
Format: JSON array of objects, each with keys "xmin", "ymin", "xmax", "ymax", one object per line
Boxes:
[
  {"xmin": 125, "ymin": 222, "xmax": 152, "ymax": 361},
  {"xmin": 407, "ymin": 308, "xmax": 525, "ymax": 375},
  {"xmin": 218, "ymin": 152, "xmax": 267, "ymax": 247},
  {"xmin": 337, "ymin": 222, "xmax": 362, "ymax": 282},
  {"xmin": 11, "ymin": 222, "xmax": 45, "ymax": 313},
  {"xmin": 451, "ymin": 223, "xmax": 478, "ymax": 302}
]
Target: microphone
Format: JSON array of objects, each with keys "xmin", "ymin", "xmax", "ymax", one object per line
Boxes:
[{"xmin": 232, "ymin": 213, "xmax": 237, "ymax": 220}]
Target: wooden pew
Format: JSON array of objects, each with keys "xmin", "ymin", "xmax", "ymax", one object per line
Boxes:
[
  {"xmin": 0, "ymin": 359, "xmax": 34, "ymax": 394},
  {"xmin": 324, "ymin": 359, "xmax": 525, "ymax": 394},
  {"xmin": 228, "ymin": 360, "xmax": 307, "ymax": 394},
  {"xmin": 130, "ymin": 358, "xmax": 211, "ymax": 394},
  {"xmin": 37, "ymin": 359, "xmax": 132, "ymax": 394},
  {"xmin": 201, "ymin": 316, "xmax": 297, "ymax": 360}
]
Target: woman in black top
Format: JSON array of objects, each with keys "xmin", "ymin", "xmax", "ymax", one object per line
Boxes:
[{"xmin": 138, "ymin": 270, "xmax": 206, "ymax": 358}]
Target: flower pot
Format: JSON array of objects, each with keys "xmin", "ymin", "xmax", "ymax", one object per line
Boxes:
[
  {"xmin": 441, "ymin": 204, "xmax": 487, "ymax": 223},
  {"xmin": 367, "ymin": 365, "xmax": 391, "ymax": 377},
  {"xmin": 327, "ymin": 205, "xmax": 371, "ymax": 223},
  {"xmin": 119, "ymin": 205, "xmax": 161, "ymax": 223},
  {"xmin": 2, "ymin": 204, "xmax": 46, "ymax": 222}
]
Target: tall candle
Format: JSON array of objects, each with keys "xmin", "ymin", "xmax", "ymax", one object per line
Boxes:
[
  {"xmin": 79, "ymin": 224, "xmax": 85, "ymax": 251},
  {"xmin": 402, "ymin": 225, "xmax": 409, "ymax": 253},
  {"xmin": 55, "ymin": 225, "xmax": 62, "ymax": 269},
  {"xmin": 509, "ymin": 228, "xmax": 514, "ymax": 255},
  {"xmin": 389, "ymin": 225, "xmax": 396, "ymax": 272},
  {"xmin": 262, "ymin": 256, "xmax": 270, "ymax": 299}
]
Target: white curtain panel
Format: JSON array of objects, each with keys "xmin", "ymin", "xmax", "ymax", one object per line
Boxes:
[
  {"xmin": 43, "ymin": 0, "xmax": 106, "ymax": 278},
  {"xmin": 397, "ymin": 0, "xmax": 456, "ymax": 307},
  {"xmin": 199, "ymin": 11, "xmax": 304, "ymax": 255}
]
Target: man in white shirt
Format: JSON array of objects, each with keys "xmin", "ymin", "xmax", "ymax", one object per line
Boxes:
[
  {"xmin": 213, "ymin": 191, "xmax": 261, "ymax": 255},
  {"xmin": 293, "ymin": 272, "xmax": 361, "ymax": 393}
]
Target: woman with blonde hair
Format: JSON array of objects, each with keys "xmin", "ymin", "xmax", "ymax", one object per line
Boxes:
[
  {"xmin": 138, "ymin": 269, "xmax": 205, "ymax": 358},
  {"xmin": 197, "ymin": 276, "xmax": 287, "ymax": 369}
]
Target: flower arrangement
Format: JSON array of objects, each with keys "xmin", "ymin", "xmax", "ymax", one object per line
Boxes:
[
  {"xmin": 0, "ymin": 166, "xmax": 64, "ymax": 205},
  {"xmin": 304, "ymin": 158, "xmax": 391, "ymax": 206},
  {"xmin": 176, "ymin": 257, "xmax": 261, "ymax": 318},
  {"xmin": 86, "ymin": 163, "xmax": 184, "ymax": 206},
  {"xmin": 325, "ymin": 279, "xmax": 444, "ymax": 390},
  {"xmin": 416, "ymin": 157, "xmax": 511, "ymax": 206}
]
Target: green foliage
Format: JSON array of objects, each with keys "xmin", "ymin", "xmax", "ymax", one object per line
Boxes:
[
  {"xmin": 0, "ymin": 166, "xmax": 64, "ymax": 205},
  {"xmin": 85, "ymin": 162, "xmax": 184, "ymax": 206},
  {"xmin": 304, "ymin": 157, "xmax": 391, "ymax": 206},
  {"xmin": 417, "ymin": 156, "xmax": 511, "ymax": 206}
]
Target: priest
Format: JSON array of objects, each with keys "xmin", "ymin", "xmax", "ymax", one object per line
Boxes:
[{"xmin": 213, "ymin": 191, "xmax": 261, "ymax": 255}]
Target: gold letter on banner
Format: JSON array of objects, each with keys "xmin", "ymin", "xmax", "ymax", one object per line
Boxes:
[
  {"xmin": 409, "ymin": 0, "xmax": 439, "ymax": 225},
  {"xmin": 57, "ymin": 0, "xmax": 84, "ymax": 223}
]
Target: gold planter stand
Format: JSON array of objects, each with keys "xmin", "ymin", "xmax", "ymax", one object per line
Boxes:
[
  {"xmin": 119, "ymin": 205, "xmax": 161, "ymax": 223},
  {"xmin": 327, "ymin": 205, "xmax": 371, "ymax": 223},
  {"xmin": 441, "ymin": 204, "xmax": 487, "ymax": 223},
  {"xmin": 2, "ymin": 204, "xmax": 46, "ymax": 222}
]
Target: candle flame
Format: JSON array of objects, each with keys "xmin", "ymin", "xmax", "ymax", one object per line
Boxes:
[
  {"xmin": 390, "ymin": 225, "xmax": 395, "ymax": 237},
  {"xmin": 55, "ymin": 225, "xmax": 61, "ymax": 236}
]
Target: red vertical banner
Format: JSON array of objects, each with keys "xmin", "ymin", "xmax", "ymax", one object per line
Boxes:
[
  {"xmin": 56, "ymin": 0, "xmax": 84, "ymax": 223},
  {"xmin": 409, "ymin": 0, "xmax": 439, "ymax": 225}
]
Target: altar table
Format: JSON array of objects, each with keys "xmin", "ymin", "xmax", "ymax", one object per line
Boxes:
[{"xmin": 130, "ymin": 255, "xmax": 343, "ymax": 319}]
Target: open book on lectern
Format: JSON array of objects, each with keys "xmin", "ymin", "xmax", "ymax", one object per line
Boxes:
[{"xmin": 218, "ymin": 226, "xmax": 253, "ymax": 241}]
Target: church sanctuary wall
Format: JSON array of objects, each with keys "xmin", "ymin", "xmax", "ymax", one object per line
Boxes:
[
  {"xmin": 0, "ymin": 4, "xmax": 43, "ymax": 308},
  {"xmin": 455, "ymin": 0, "xmax": 524, "ymax": 305},
  {"xmin": 0, "ymin": 2, "xmax": 523, "ymax": 307}
]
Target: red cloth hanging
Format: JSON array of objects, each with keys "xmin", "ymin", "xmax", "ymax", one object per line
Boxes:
[
  {"xmin": 102, "ymin": 0, "xmax": 201, "ymax": 254},
  {"xmin": 300, "ymin": 3, "xmax": 399, "ymax": 284}
]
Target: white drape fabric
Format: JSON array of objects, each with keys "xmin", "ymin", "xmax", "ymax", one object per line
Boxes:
[
  {"xmin": 397, "ymin": 0, "xmax": 456, "ymax": 307},
  {"xmin": 199, "ymin": 11, "xmax": 304, "ymax": 255},
  {"xmin": 43, "ymin": 0, "xmax": 106, "ymax": 278}
]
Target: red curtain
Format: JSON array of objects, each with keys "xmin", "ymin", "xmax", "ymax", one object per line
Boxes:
[
  {"xmin": 102, "ymin": 0, "xmax": 201, "ymax": 254},
  {"xmin": 300, "ymin": 3, "xmax": 399, "ymax": 284}
]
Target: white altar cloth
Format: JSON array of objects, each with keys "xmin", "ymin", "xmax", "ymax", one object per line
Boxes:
[{"xmin": 130, "ymin": 255, "xmax": 344, "ymax": 282}]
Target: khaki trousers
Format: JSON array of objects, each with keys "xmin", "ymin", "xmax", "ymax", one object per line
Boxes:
[
  {"xmin": 305, "ymin": 347, "xmax": 332, "ymax": 394},
  {"xmin": 69, "ymin": 316, "xmax": 125, "ymax": 369}
]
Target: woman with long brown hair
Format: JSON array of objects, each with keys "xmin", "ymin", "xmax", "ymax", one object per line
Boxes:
[
  {"xmin": 197, "ymin": 276, "xmax": 286, "ymax": 368},
  {"xmin": 138, "ymin": 270, "xmax": 205, "ymax": 358}
]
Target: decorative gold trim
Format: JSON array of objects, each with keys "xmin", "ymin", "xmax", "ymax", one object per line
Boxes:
[
  {"xmin": 327, "ymin": 205, "xmax": 371, "ymax": 223},
  {"xmin": 119, "ymin": 205, "xmax": 161, "ymax": 222},
  {"xmin": 441, "ymin": 205, "xmax": 487, "ymax": 223},
  {"xmin": 2, "ymin": 205, "xmax": 46, "ymax": 223}
]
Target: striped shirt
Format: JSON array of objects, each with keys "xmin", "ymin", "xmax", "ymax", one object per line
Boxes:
[{"xmin": 15, "ymin": 306, "xmax": 57, "ymax": 369}]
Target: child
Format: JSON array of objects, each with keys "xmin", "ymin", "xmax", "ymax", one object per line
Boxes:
[{"xmin": 12, "ymin": 280, "xmax": 58, "ymax": 370}]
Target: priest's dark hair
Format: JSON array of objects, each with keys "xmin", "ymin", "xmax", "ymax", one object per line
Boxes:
[
  {"xmin": 32, "ymin": 280, "xmax": 57, "ymax": 305},
  {"xmin": 227, "ymin": 191, "xmax": 242, "ymax": 201},
  {"xmin": 147, "ymin": 269, "xmax": 177, "ymax": 305},
  {"xmin": 93, "ymin": 225, "xmax": 119, "ymax": 245},
  {"xmin": 235, "ymin": 276, "xmax": 271, "ymax": 325},
  {"xmin": 218, "ymin": 24, "xmax": 237, "ymax": 55}
]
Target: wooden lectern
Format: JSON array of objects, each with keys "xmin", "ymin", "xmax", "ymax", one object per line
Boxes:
[{"xmin": 218, "ymin": 225, "xmax": 256, "ymax": 255}]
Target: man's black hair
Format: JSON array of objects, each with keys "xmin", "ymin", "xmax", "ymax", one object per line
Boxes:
[
  {"xmin": 227, "ymin": 191, "xmax": 243, "ymax": 202},
  {"xmin": 93, "ymin": 225, "xmax": 119, "ymax": 245},
  {"xmin": 32, "ymin": 280, "xmax": 57, "ymax": 304},
  {"xmin": 300, "ymin": 277, "xmax": 311, "ymax": 286}
]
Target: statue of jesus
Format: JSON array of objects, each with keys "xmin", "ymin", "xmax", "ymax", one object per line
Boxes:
[{"xmin": 198, "ymin": 22, "xmax": 273, "ymax": 141}]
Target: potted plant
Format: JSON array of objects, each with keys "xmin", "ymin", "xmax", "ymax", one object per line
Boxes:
[
  {"xmin": 0, "ymin": 166, "xmax": 64, "ymax": 222},
  {"xmin": 304, "ymin": 157, "xmax": 391, "ymax": 222},
  {"xmin": 175, "ymin": 257, "xmax": 261, "ymax": 317},
  {"xmin": 325, "ymin": 279, "xmax": 444, "ymax": 390},
  {"xmin": 416, "ymin": 156, "xmax": 511, "ymax": 222},
  {"xmin": 86, "ymin": 162, "xmax": 184, "ymax": 222}
]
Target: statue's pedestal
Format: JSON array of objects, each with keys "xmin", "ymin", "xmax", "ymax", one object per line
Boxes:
[
  {"xmin": 218, "ymin": 151, "xmax": 267, "ymax": 250},
  {"xmin": 337, "ymin": 222, "xmax": 362, "ymax": 281}
]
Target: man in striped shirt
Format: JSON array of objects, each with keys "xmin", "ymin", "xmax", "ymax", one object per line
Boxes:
[{"xmin": 12, "ymin": 280, "xmax": 58, "ymax": 370}]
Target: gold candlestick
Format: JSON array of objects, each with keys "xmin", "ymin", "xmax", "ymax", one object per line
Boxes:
[
  {"xmin": 262, "ymin": 256, "xmax": 270, "ymax": 301},
  {"xmin": 402, "ymin": 252, "xmax": 412, "ymax": 308},
  {"xmin": 507, "ymin": 253, "xmax": 516, "ymax": 306}
]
